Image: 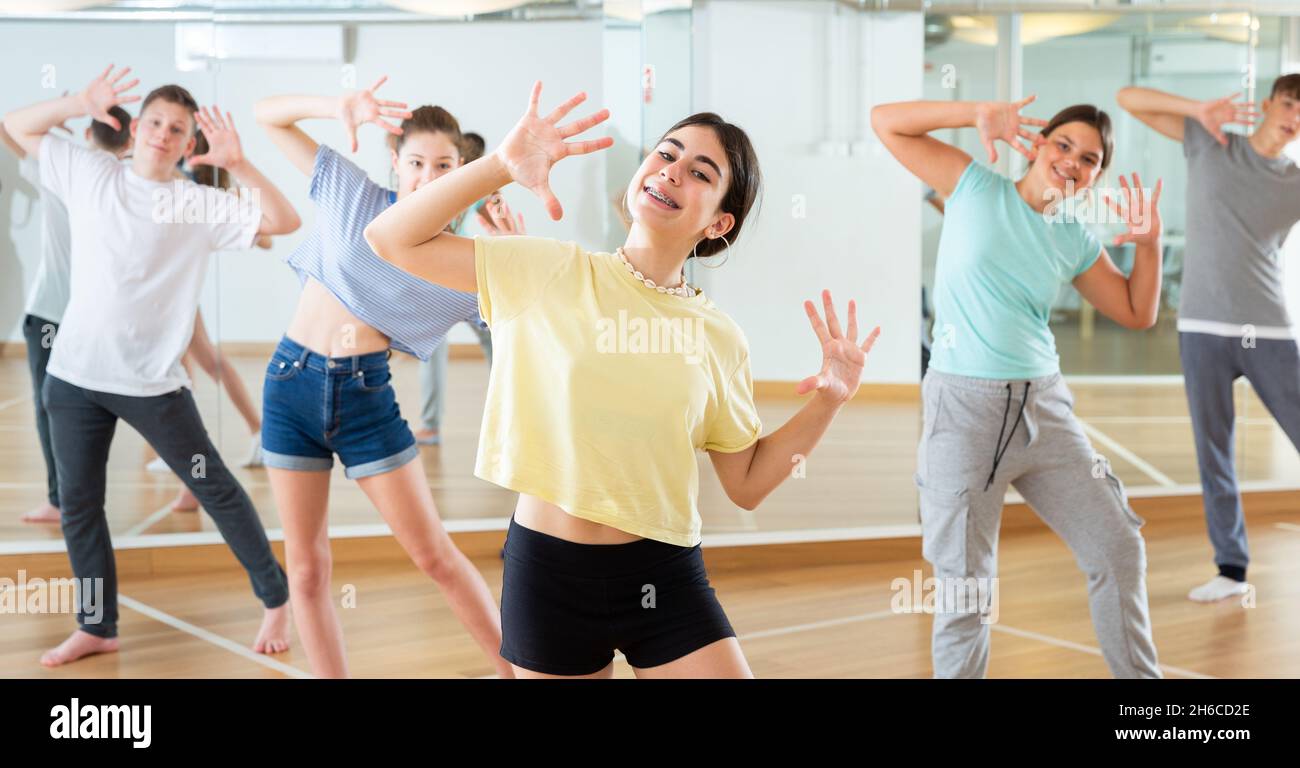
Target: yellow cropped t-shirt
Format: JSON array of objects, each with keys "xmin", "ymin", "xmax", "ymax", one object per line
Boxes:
[{"xmin": 473, "ymin": 235, "xmax": 762, "ymax": 546}]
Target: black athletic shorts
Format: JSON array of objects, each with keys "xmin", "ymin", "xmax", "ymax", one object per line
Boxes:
[{"xmin": 500, "ymin": 518, "xmax": 736, "ymax": 676}]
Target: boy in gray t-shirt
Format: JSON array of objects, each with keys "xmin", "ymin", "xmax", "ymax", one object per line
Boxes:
[{"xmin": 1119, "ymin": 76, "xmax": 1300, "ymax": 603}]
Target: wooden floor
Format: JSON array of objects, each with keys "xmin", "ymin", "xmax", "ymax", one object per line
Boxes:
[
  {"xmin": 2, "ymin": 352, "xmax": 1298, "ymax": 544},
  {"xmin": 2, "ymin": 501, "xmax": 1297, "ymax": 678}
]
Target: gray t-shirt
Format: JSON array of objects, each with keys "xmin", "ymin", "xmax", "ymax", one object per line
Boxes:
[{"xmin": 1180, "ymin": 117, "xmax": 1300, "ymax": 335}]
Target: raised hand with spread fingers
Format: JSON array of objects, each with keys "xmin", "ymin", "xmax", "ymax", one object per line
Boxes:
[
  {"xmin": 3, "ymin": 63, "xmax": 139, "ymax": 157},
  {"xmin": 494, "ymin": 81, "xmax": 613, "ymax": 220},
  {"xmin": 338, "ymin": 75, "xmax": 413, "ymax": 153},
  {"xmin": 797, "ymin": 290, "xmax": 882, "ymax": 405}
]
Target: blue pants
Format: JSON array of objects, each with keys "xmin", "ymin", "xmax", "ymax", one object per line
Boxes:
[{"xmin": 1180, "ymin": 331, "xmax": 1300, "ymax": 579}]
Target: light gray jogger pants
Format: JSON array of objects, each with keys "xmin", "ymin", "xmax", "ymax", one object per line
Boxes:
[{"xmin": 915, "ymin": 370, "xmax": 1162, "ymax": 679}]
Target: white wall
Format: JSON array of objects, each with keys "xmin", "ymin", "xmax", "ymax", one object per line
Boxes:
[
  {"xmin": 691, "ymin": 1, "xmax": 923, "ymax": 384},
  {"xmin": 602, "ymin": 19, "xmax": 643, "ymax": 249},
  {"xmin": 642, "ymin": 9, "xmax": 694, "ymax": 143}
]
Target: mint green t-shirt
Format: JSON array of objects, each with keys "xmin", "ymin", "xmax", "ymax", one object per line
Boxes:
[{"xmin": 928, "ymin": 161, "xmax": 1102, "ymax": 379}]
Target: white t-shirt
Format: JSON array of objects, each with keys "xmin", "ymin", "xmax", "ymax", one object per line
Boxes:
[
  {"xmin": 18, "ymin": 154, "xmax": 72, "ymax": 324},
  {"xmin": 38, "ymin": 134, "xmax": 261, "ymax": 397}
]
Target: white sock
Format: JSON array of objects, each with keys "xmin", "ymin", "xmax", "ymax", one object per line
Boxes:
[
  {"xmin": 242, "ymin": 432, "xmax": 263, "ymax": 468},
  {"xmin": 145, "ymin": 457, "xmax": 169, "ymax": 473},
  {"xmin": 1188, "ymin": 575, "xmax": 1250, "ymax": 603}
]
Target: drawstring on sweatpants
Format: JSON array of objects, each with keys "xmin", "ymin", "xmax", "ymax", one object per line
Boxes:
[{"xmin": 984, "ymin": 381, "xmax": 1030, "ymax": 491}]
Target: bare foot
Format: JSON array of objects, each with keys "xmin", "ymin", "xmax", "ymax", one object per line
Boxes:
[
  {"xmin": 22, "ymin": 502, "xmax": 61, "ymax": 524},
  {"xmin": 253, "ymin": 603, "xmax": 291, "ymax": 654},
  {"xmin": 170, "ymin": 486, "xmax": 199, "ymax": 512},
  {"xmin": 40, "ymin": 629, "xmax": 119, "ymax": 668}
]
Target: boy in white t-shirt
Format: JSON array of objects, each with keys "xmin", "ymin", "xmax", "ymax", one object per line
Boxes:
[
  {"xmin": 3, "ymin": 65, "xmax": 302, "ymax": 667},
  {"xmin": 2, "ymin": 108, "xmax": 132, "ymax": 525}
]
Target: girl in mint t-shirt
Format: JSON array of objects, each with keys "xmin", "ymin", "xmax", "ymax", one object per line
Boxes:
[{"xmin": 873, "ymin": 96, "xmax": 1166, "ymax": 678}]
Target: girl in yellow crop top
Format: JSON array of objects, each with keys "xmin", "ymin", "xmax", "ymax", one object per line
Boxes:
[{"xmin": 366, "ymin": 83, "xmax": 880, "ymax": 679}]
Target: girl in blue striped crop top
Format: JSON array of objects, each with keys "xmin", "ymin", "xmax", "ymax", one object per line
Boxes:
[{"xmin": 254, "ymin": 76, "xmax": 514, "ymax": 679}]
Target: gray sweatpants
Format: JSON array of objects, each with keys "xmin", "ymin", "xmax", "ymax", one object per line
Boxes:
[
  {"xmin": 915, "ymin": 370, "xmax": 1161, "ymax": 679},
  {"xmin": 1179, "ymin": 331, "xmax": 1300, "ymax": 579}
]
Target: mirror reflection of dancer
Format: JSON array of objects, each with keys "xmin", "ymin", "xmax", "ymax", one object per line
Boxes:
[
  {"xmin": 2, "ymin": 108, "xmax": 132, "ymax": 524},
  {"xmin": 4, "ymin": 66, "xmax": 299, "ymax": 667},
  {"xmin": 873, "ymin": 96, "xmax": 1164, "ymax": 678},
  {"xmin": 369, "ymin": 83, "xmax": 880, "ymax": 678},
  {"xmin": 256, "ymin": 77, "xmax": 514, "ymax": 678},
  {"xmin": 1119, "ymin": 78, "xmax": 1300, "ymax": 604}
]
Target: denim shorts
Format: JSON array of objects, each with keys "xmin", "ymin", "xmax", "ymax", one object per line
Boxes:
[{"xmin": 261, "ymin": 336, "xmax": 419, "ymax": 480}]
